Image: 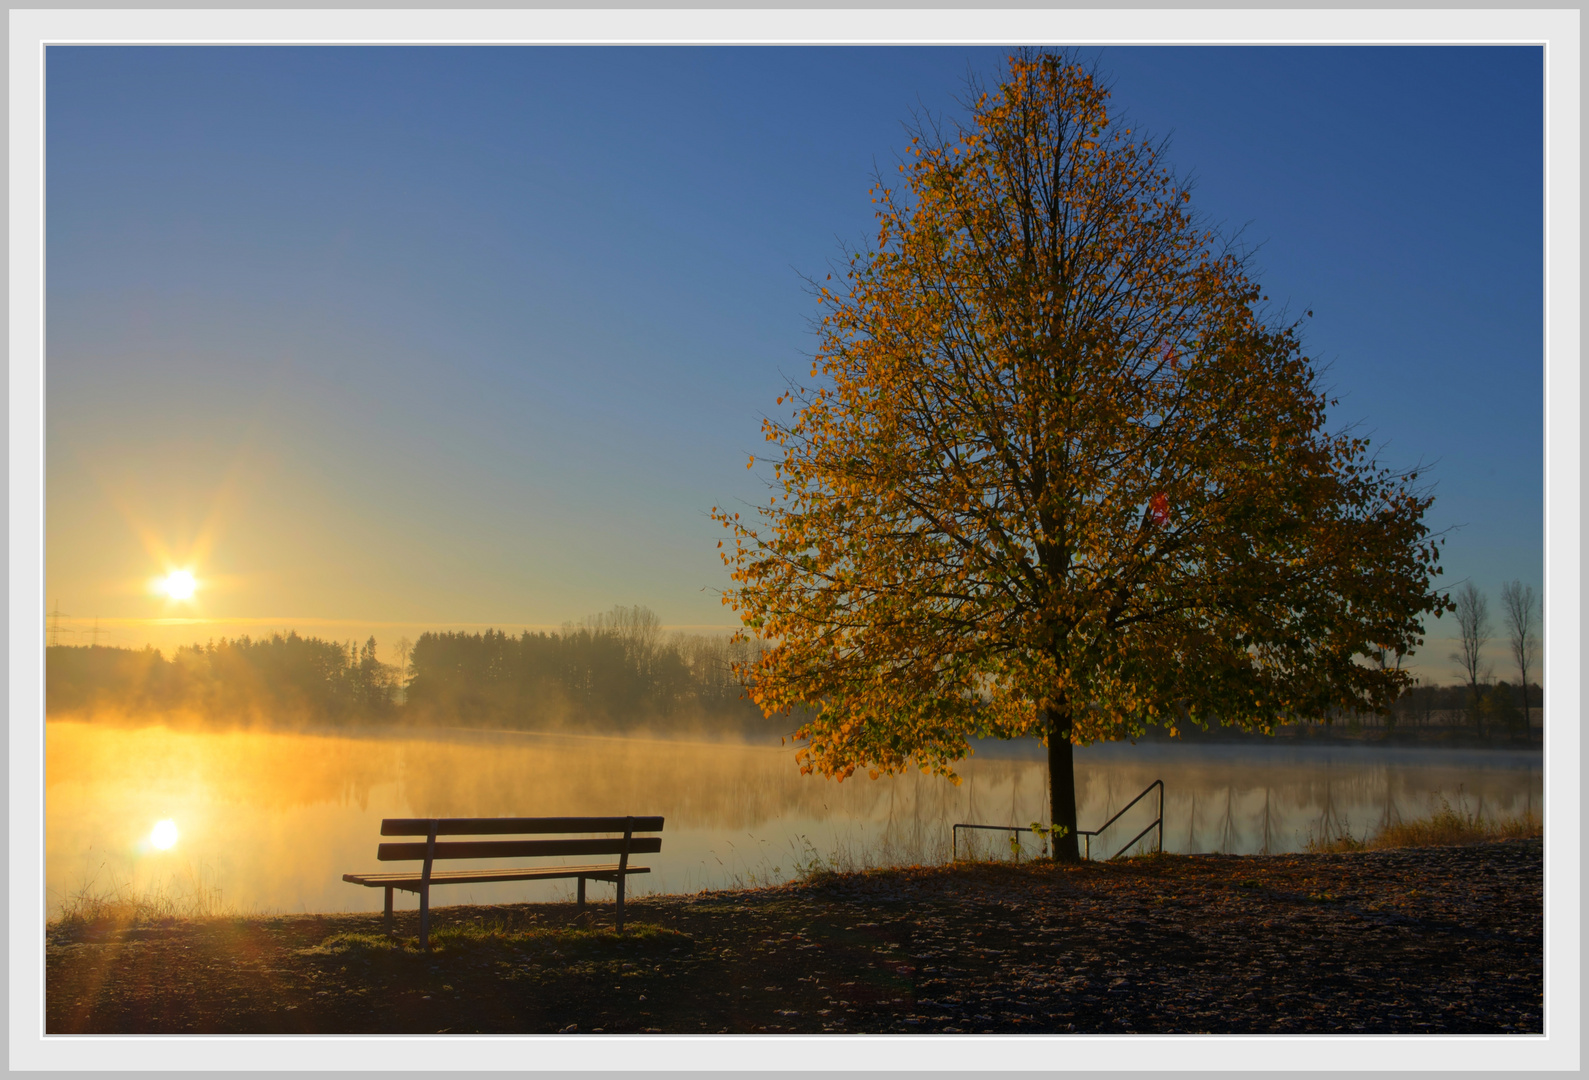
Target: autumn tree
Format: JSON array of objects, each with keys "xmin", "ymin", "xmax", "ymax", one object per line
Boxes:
[{"xmin": 714, "ymin": 51, "xmax": 1448, "ymax": 860}]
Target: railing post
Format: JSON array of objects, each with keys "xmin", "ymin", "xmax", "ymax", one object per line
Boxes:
[
  {"xmin": 1072, "ymin": 780, "xmax": 1165, "ymax": 862},
  {"xmin": 1158, "ymin": 780, "xmax": 1165, "ymax": 854}
]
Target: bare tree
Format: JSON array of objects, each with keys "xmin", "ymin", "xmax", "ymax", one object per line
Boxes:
[
  {"xmin": 586, "ymin": 605, "xmax": 663, "ymax": 678},
  {"xmin": 392, "ymin": 636, "xmax": 413, "ymax": 694},
  {"xmin": 1449, "ymin": 582, "xmax": 1492, "ymax": 737},
  {"xmin": 1501, "ymin": 581, "xmax": 1540, "ymax": 733}
]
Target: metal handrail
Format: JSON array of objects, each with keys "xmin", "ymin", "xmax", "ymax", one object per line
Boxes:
[
  {"xmin": 952, "ymin": 778, "xmax": 1164, "ymax": 862},
  {"xmin": 1079, "ymin": 779, "xmax": 1164, "ymax": 861}
]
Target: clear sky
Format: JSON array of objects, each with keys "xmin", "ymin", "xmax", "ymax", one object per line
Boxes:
[{"xmin": 45, "ymin": 45, "xmax": 1543, "ymax": 680}]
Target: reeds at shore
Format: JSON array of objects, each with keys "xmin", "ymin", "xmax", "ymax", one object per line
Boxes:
[
  {"xmin": 51, "ymin": 862, "xmax": 230, "ymax": 929},
  {"xmin": 1305, "ymin": 792, "xmax": 1541, "ymax": 854}
]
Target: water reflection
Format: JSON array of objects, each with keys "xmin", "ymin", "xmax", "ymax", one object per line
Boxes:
[{"xmin": 45, "ymin": 721, "xmax": 1542, "ymax": 919}]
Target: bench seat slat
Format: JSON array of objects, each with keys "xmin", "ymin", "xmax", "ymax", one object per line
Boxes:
[
  {"xmin": 343, "ymin": 864, "xmax": 650, "ymax": 889},
  {"xmin": 377, "ymin": 836, "xmax": 662, "ymax": 862},
  {"xmin": 380, "ymin": 816, "xmax": 664, "ymax": 837}
]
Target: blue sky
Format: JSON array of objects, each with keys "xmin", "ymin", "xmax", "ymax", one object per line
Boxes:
[{"xmin": 45, "ymin": 45, "xmax": 1543, "ymax": 679}]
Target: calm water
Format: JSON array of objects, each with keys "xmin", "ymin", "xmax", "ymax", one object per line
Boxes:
[{"xmin": 44, "ymin": 720, "xmax": 1542, "ymax": 919}]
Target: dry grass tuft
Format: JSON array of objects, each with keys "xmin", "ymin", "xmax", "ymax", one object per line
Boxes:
[
  {"xmin": 50, "ymin": 864, "xmax": 230, "ymax": 930},
  {"xmin": 1307, "ymin": 792, "xmax": 1541, "ymax": 854}
]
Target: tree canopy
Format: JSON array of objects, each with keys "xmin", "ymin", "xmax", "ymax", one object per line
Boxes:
[{"xmin": 715, "ymin": 51, "xmax": 1448, "ymax": 858}]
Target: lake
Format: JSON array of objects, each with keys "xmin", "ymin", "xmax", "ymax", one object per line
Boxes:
[{"xmin": 44, "ymin": 720, "xmax": 1542, "ymax": 920}]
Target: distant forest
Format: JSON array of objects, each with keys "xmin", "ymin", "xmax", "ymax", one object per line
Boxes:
[
  {"xmin": 44, "ymin": 603, "xmax": 1541, "ymax": 744},
  {"xmin": 1149, "ymin": 677, "xmax": 1543, "ymax": 746},
  {"xmin": 45, "ymin": 605, "xmax": 782, "ymax": 737},
  {"xmin": 1368, "ymin": 678, "xmax": 1542, "ymax": 741}
]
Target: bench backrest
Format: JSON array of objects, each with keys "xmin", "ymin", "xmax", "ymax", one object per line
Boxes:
[{"xmin": 376, "ymin": 816, "xmax": 664, "ymax": 863}]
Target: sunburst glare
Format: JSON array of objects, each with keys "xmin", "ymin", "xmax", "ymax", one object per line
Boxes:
[
  {"xmin": 155, "ymin": 569, "xmax": 197, "ymax": 601},
  {"xmin": 149, "ymin": 819, "xmax": 179, "ymax": 850}
]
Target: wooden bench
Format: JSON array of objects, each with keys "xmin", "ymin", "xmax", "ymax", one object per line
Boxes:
[{"xmin": 343, "ymin": 815, "xmax": 663, "ymax": 948}]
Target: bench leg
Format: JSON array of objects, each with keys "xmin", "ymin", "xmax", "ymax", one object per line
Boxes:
[
  {"xmin": 577, "ymin": 876, "xmax": 585, "ymax": 909},
  {"xmin": 419, "ymin": 884, "xmax": 430, "ymax": 951},
  {"xmin": 616, "ymin": 875, "xmax": 625, "ymax": 933},
  {"xmin": 384, "ymin": 887, "xmax": 393, "ymax": 934}
]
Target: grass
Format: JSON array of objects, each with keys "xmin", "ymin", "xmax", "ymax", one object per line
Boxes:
[
  {"xmin": 1306, "ymin": 792, "xmax": 1541, "ymax": 854},
  {"xmin": 309, "ymin": 919, "xmax": 692, "ymax": 958},
  {"xmin": 50, "ymin": 863, "xmax": 232, "ymax": 930},
  {"xmin": 690, "ymin": 829, "xmax": 949, "ymax": 892}
]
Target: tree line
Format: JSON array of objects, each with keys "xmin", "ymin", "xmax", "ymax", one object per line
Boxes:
[
  {"xmin": 1385, "ymin": 677, "xmax": 1541, "ymax": 740},
  {"xmin": 403, "ymin": 606, "xmax": 773, "ymax": 734},
  {"xmin": 45, "ymin": 576, "xmax": 1541, "ymax": 745},
  {"xmin": 46, "ymin": 631, "xmax": 390, "ymax": 726},
  {"xmin": 1237, "ymin": 577, "xmax": 1542, "ymax": 744},
  {"xmin": 44, "ymin": 606, "xmax": 777, "ymax": 736},
  {"xmin": 1442, "ymin": 578, "xmax": 1542, "ymax": 740}
]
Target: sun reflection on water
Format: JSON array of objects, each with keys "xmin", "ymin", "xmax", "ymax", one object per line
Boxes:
[{"xmin": 45, "ymin": 720, "xmax": 1543, "ymax": 920}]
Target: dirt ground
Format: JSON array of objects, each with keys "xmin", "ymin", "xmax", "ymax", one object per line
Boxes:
[{"xmin": 45, "ymin": 839, "xmax": 1541, "ymax": 1035}]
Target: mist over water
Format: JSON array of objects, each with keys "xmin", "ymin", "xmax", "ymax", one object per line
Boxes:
[{"xmin": 45, "ymin": 721, "xmax": 1542, "ymax": 920}]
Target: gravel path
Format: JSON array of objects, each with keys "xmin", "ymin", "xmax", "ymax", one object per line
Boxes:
[{"xmin": 46, "ymin": 839, "xmax": 1541, "ymax": 1034}]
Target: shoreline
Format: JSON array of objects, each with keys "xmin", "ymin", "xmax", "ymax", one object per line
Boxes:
[
  {"xmin": 46, "ymin": 712, "xmax": 1546, "ymax": 756},
  {"xmin": 47, "ymin": 839, "xmax": 1542, "ymax": 1035}
]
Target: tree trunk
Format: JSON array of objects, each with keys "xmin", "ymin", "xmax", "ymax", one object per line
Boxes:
[{"xmin": 1046, "ymin": 704, "xmax": 1081, "ymax": 861}]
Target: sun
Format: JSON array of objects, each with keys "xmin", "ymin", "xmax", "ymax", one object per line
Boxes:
[
  {"xmin": 158, "ymin": 569, "xmax": 197, "ymax": 601},
  {"xmin": 149, "ymin": 819, "xmax": 179, "ymax": 850}
]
